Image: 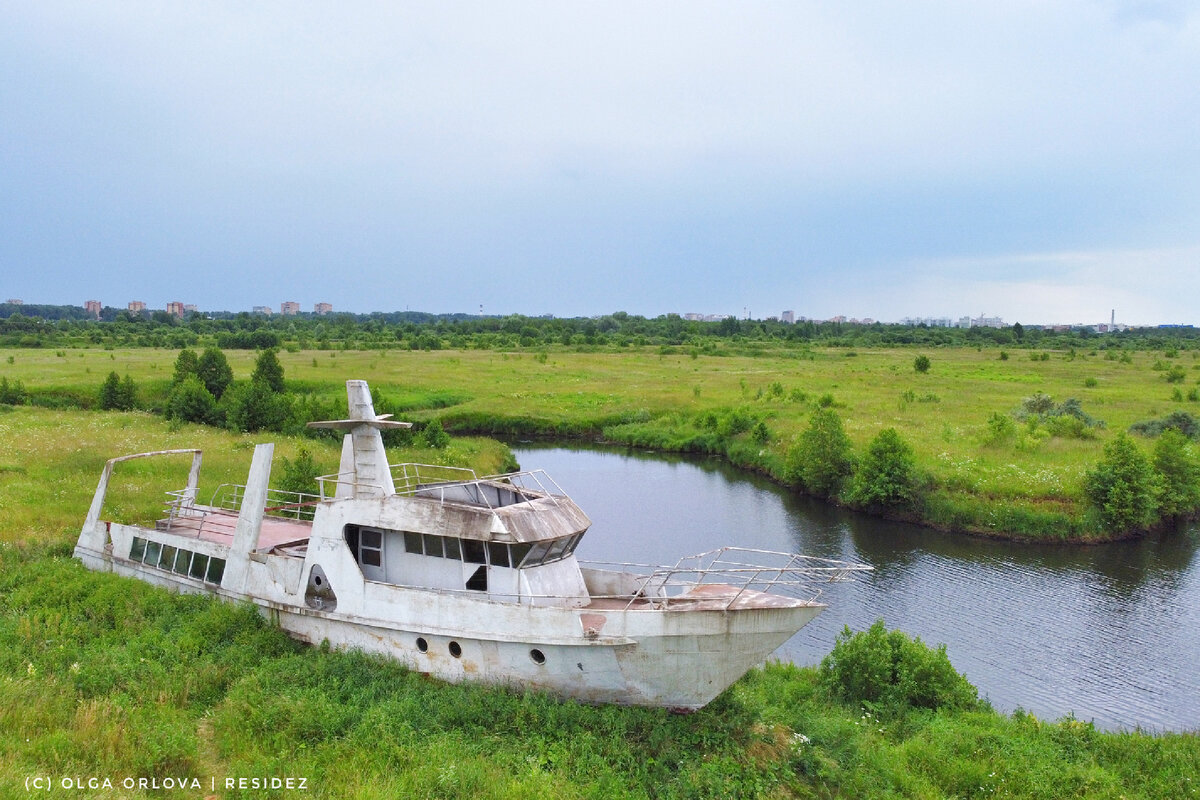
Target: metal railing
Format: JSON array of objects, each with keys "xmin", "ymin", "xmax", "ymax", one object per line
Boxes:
[
  {"xmin": 208, "ymin": 484, "xmax": 322, "ymax": 521},
  {"xmin": 314, "ymin": 463, "xmax": 574, "ymax": 512},
  {"xmin": 578, "ymin": 547, "xmax": 872, "ymax": 611}
]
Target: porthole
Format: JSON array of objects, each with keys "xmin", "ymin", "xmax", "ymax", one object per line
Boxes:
[
  {"xmin": 416, "ymin": 637, "xmax": 428, "ymax": 653},
  {"xmin": 314, "ymin": 575, "xmax": 323, "ymax": 587},
  {"xmin": 530, "ymin": 648, "xmax": 546, "ymax": 665},
  {"xmin": 448, "ymin": 641, "xmax": 462, "ymax": 658}
]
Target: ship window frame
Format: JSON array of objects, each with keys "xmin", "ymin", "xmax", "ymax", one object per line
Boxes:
[
  {"xmin": 521, "ymin": 541, "xmax": 550, "ymax": 567},
  {"xmin": 462, "ymin": 539, "xmax": 486, "ymax": 565},
  {"xmin": 443, "ymin": 537, "xmax": 462, "ymax": 560},
  {"xmin": 359, "ymin": 527, "xmax": 383, "ymax": 568},
  {"xmin": 206, "ymin": 557, "xmax": 226, "ymax": 584},
  {"xmin": 487, "ymin": 541, "xmax": 510, "ymax": 568},
  {"xmin": 173, "ymin": 548, "xmax": 191, "ymax": 575},
  {"xmin": 190, "ymin": 553, "xmax": 210, "ymax": 580},
  {"xmin": 544, "ymin": 538, "xmax": 569, "ymax": 563},
  {"xmin": 422, "ymin": 533, "xmax": 443, "ymax": 558},
  {"xmin": 509, "ymin": 542, "xmax": 532, "ymax": 567},
  {"xmin": 403, "ymin": 531, "xmax": 422, "ymax": 554},
  {"xmin": 143, "ymin": 541, "xmax": 161, "ymax": 566},
  {"xmin": 158, "ymin": 545, "xmax": 177, "ymax": 570},
  {"xmin": 129, "ymin": 536, "xmax": 146, "ymax": 563}
]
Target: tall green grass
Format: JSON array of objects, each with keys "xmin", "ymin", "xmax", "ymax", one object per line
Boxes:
[{"xmin": 1, "ymin": 543, "xmax": 1195, "ymax": 798}]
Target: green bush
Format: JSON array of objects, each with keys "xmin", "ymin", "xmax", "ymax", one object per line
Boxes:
[
  {"xmin": 1153, "ymin": 429, "xmax": 1200, "ymax": 520},
  {"xmin": 786, "ymin": 408, "xmax": 853, "ymax": 498},
  {"xmin": 819, "ymin": 620, "xmax": 980, "ymax": 713},
  {"xmin": 849, "ymin": 428, "xmax": 916, "ymax": 510},
  {"xmin": 914, "ymin": 355, "xmax": 931, "ymax": 373},
  {"xmin": 165, "ymin": 377, "xmax": 221, "ymax": 426},
  {"xmin": 1084, "ymin": 433, "xmax": 1159, "ymax": 533}
]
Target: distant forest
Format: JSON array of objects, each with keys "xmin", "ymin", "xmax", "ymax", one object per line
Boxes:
[{"xmin": 1, "ymin": 302, "xmax": 1196, "ymax": 352}]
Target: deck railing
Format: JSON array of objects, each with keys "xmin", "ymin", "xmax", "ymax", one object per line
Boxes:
[
  {"xmin": 577, "ymin": 547, "xmax": 872, "ymax": 610},
  {"xmin": 314, "ymin": 464, "xmax": 574, "ymax": 511}
]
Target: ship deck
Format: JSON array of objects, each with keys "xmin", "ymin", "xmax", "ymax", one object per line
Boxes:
[{"xmin": 159, "ymin": 506, "xmax": 313, "ymax": 554}]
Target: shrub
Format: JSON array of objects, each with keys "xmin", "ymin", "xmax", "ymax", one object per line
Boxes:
[
  {"xmin": 1153, "ymin": 429, "xmax": 1200, "ymax": 520},
  {"xmin": 225, "ymin": 378, "xmax": 291, "ymax": 433},
  {"xmin": 0, "ymin": 376, "xmax": 28, "ymax": 405},
  {"xmin": 848, "ymin": 428, "xmax": 916, "ymax": 510},
  {"xmin": 786, "ymin": 408, "xmax": 853, "ymax": 498},
  {"xmin": 277, "ymin": 447, "xmax": 322, "ymax": 496},
  {"xmin": 1129, "ymin": 410, "xmax": 1200, "ymax": 439},
  {"xmin": 98, "ymin": 371, "xmax": 136, "ymax": 411},
  {"xmin": 165, "ymin": 377, "xmax": 221, "ymax": 426},
  {"xmin": 1084, "ymin": 433, "xmax": 1159, "ymax": 533},
  {"xmin": 913, "ymin": 355, "xmax": 931, "ymax": 373},
  {"xmin": 819, "ymin": 620, "xmax": 980, "ymax": 713},
  {"xmin": 416, "ymin": 419, "xmax": 451, "ymax": 449},
  {"xmin": 983, "ymin": 411, "xmax": 1015, "ymax": 446}
]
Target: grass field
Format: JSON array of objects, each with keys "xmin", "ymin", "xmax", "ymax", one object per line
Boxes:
[
  {"xmin": 2, "ymin": 350, "xmax": 1199, "ymax": 797},
  {"xmin": 5, "ymin": 343, "xmax": 1196, "ymax": 539}
]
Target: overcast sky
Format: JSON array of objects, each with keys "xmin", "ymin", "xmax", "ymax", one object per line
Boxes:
[{"xmin": 2, "ymin": 2, "xmax": 1198, "ymax": 324}]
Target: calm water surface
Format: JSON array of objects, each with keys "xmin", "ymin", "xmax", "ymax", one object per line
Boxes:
[{"xmin": 512, "ymin": 443, "xmax": 1200, "ymax": 732}]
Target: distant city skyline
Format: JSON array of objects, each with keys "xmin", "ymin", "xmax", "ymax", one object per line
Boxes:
[
  {"xmin": 3, "ymin": 5, "xmax": 1197, "ymax": 326},
  {"xmin": 0, "ymin": 294, "xmax": 1168, "ymax": 330}
]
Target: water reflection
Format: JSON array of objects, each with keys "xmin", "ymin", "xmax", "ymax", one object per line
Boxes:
[{"xmin": 512, "ymin": 442, "xmax": 1200, "ymax": 732}]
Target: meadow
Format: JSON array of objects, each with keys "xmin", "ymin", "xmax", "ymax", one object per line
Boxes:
[
  {"xmin": 4, "ymin": 342, "xmax": 1196, "ymax": 540},
  {"xmin": 1, "ymin": 357, "xmax": 1199, "ymax": 797}
]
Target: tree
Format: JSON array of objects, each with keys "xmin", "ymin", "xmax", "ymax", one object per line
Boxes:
[
  {"xmin": 787, "ymin": 408, "xmax": 853, "ymax": 498},
  {"xmin": 913, "ymin": 354, "xmax": 931, "ymax": 373},
  {"xmin": 225, "ymin": 378, "xmax": 291, "ymax": 433},
  {"xmin": 849, "ymin": 428, "xmax": 916, "ymax": 510},
  {"xmin": 197, "ymin": 347, "xmax": 233, "ymax": 399},
  {"xmin": 1153, "ymin": 429, "xmax": 1200, "ymax": 521},
  {"xmin": 98, "ymin": 371, "xmax": 136, "ymax": 411},
  {"xmin": 166, "ymin": 377, "xmax": 220, "ymax": 426},
  {"xmin": 251, "ymin": 348, "xmax": 285, "ymax": 393},
  {"xmin": 1084, "ymin": 433, "xmax": 1159, "ymax": 533},
  {"xmin": 172, "ymin": 348, "xmax": 199, "ymax": 384}
]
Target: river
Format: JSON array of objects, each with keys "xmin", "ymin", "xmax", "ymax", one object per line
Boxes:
[{"xmin": 512, "ymin": 443, "xmax": 1200, "ymax": 732}]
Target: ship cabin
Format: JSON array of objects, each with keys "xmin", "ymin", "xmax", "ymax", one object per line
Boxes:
[{"xmin": 328, "ymin": 470, "xmax": 593, "ymax": 609}]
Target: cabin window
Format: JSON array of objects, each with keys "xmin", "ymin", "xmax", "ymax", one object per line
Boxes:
[
  {"xmin": 522, "ymin": 541, "xmax": 550, "ymax": 566},
  {"xmin": 190, "ymin": 553, "xmax": 210, "ymax": 580},
  {"xmin": 360, "ymin": 528, "xmax": 383, "ymax": 568},
  {"xmin": 422, "ymin": 533, "xmax": 443, "ymax": 558},
  {"xmin": 173, "ymin": 548, "xmax": 191, "ymax": 575},
  {"xmin": 345, "ymin": 525, "xmax": 361, "ymax": 561},
  {"xmin": 403, "ymin": 531, "xmax": 422, "ymax": 554},
  {"xmin": 443, "ymin": 537, "xmax": 462, "ymax": 560},
  {"xmin": 158, "ymin": 545, "xmax": 177, "ymax": 570},
  {"xmin": 487, "ymin": 542, "xmax": 510, "ymax": 568},
  {"xmin": 462, "ymin": 539, "xmax": 486, "ymax": 564},
  {"xmin": 510, "ymin": 542, "xmax": 532, "ymax": 567},
  {"xmin": 544, "ymin": 538, "xmax": 569, "ymax": 562},
  {"xmin": 129, "ymin": 536, "xmax": 146, "ymax": 562},
  {"xmin": 206, "ymin": 557, "xmax": 226, "ymax": 584}
]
